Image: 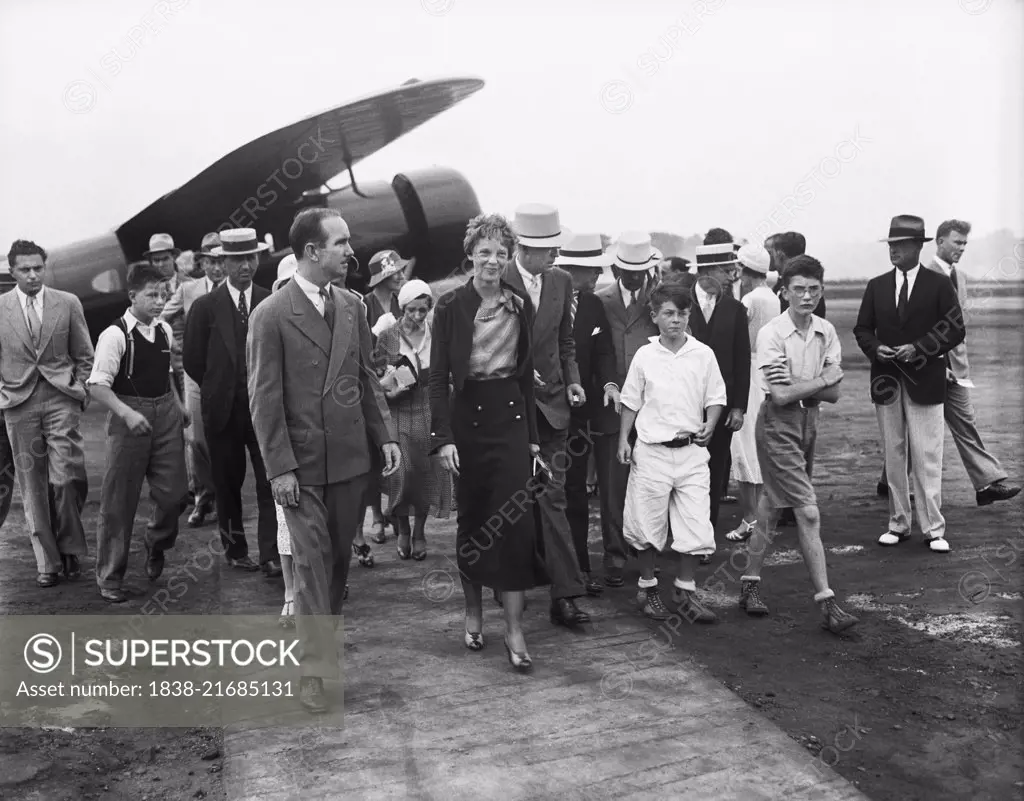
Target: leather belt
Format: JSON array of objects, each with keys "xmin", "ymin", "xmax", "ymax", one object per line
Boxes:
[
  {"xmin": 798, "ymin": 398, "xmax": 821, "ymax": 409},
  {"xmin": 658, "ymin": 435, "xmax": 695, "ymax": 448}
]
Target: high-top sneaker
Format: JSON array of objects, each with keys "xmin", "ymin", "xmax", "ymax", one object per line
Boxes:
[
  {"xmin": 637, "ymin": 587, "xmax": 670, "ymax": 620},
  {"xmin": 672, "ymin": 587, "xmax": 717, "ymax": 624},
  {"xmin": 820, "ymin": 597, "xmax": 859, "ymax": 634},
  {"xmin": 739, "ymin": 579, "xmax": 769, "ymax": 616}
]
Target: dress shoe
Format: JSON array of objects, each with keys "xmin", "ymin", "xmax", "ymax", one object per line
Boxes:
[
  {"xmin": 36, "ymin": 573, "xmax": 60, "ymax": 588},
  {"xmin": 145, "ymin": 547, "xmax": 165, "ymax": 581},
  {"xmin": 604, "ymin": 567, "xmax": 624, "ymax": 588},
  {"xmin": 927, "ymin": 537, "xmax": 951, "ymax": 553},
  {"xmin": 262, "ymin": 558, "xmax": 283, "ymax": 578},
  {"xmin": 187, "ymin": 505, "xmax": 209, "ymax": 527},
  {"xmin": 100, "ymin": 588, "xmax": 128, "ymax": 603},
  {"xmin": 227, "ymin": 556, "xmax": 260, "ymax": 572},
  {"xmin": 977, "ymin": 481, "xmax": 1022, "ymax": 507},
  {"xmin": 503, "ymin": 636, "xmax": 532, "ymax": 672},
  {"xmin": 299, "ymin": 677, "xmax": 328, "ymax": 714},
  {"xmin": 550, "ymin": 598, "xmax": 588, "ymax": 628},
  {"xmin": 61, "ymin": 554, "xmax": 81, "ymax": 580},
  {"xmin": 583, "ymin": 573, "xmax": 604, "ymax": 596},
  {"xmin": 878, "ymin": 530, "xmax": 911, "ymax": 546}
]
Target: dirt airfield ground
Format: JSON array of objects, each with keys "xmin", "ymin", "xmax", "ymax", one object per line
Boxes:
[{"xmin": 0, "ymin": 288, "xmax": 1020, "ymax": 801}]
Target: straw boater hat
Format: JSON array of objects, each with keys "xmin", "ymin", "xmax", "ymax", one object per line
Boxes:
[
  {"xmin": 143, "ymin": 233, "xmax": 180, "ymax": 258},
  {"xmin": 879, "ymin": 214, "xmax": 933, "ymax": 243},
  {"xmin": 512, "ymin": 203, "xmax": 572, "ymax": 248},
  {"xmin": 694, "ymin": 242, "xmax": 740, "ymax": 270},
  {"xmin": 195, "ymin": 232, "xmax": 223, "ymax": 258},
  {"xmin": 737, "ymin": 243, "xmax": 771, "ymax": 274},
  {"xmin": 211, "ymin": 228, "xmax": 270, "ymax": 257},
  {"xmin": 613, "ymin": 231, "xmax": 663, "ymax": 271},
  {"xmin": 554, "ymin": 232, "xmax": 613, "ymax": 269},
  {"xmin": 367, "ymin": 250, "xmax": 414, "ymax": 288}
]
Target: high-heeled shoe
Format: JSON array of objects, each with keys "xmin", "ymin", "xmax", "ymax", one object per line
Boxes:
[
  {"xmin": 278, "ymin": 599, "xmax": 295, "ymax": 629},
  {"xmin": 504, "ymin": 636, "xmax": 532, "ymax": 672},
  {"xmin": 397, "ymin": 535, "xmax": 411, "ymax": 560},
  {"xmin": 411, "ymin": 537, "xmax": 427, "ymax": 561},
  {"xmin": 352, "ymin": 542, "xmax": 374, "ymax": 568},
  {"xmin": 464, "ymin": 629, "xmax": 484, "ymax": 651}
]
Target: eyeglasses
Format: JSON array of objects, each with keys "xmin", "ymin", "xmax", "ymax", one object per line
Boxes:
[{"xmin": 789, "ymin": 286, "xmax": 823, "ymax": 298}]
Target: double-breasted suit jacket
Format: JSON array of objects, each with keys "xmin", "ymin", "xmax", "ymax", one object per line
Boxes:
[
  {"xmin": 247, "ymin": 278, "xmax": 395, "ymax": 486},
  {"xmin": 183, "ymin": 281, "xmax": 269, "ymax": 435},
  {"xmin": 502, "ymin": 264, "xmax": 581, "ymax": 432},
  {"xmin": 594, "ymin": 279, "xmax": 659, "ymax": 434},
  {"xmin": 686, "ymin": 290, "xmax": 751, "ymax": 415},
  {"xmin": 854, "ymin": 266, "xmax": 965, "ymax": 406}
]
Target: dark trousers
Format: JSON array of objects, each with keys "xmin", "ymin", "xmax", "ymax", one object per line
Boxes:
[
  {"xmin": 592, "ymin": 431, "xmax": 629, "ymax": 570},
  {"xmin": 0, "ymin": 412, "xmax": 15, "ymax": 531},
  {"xmin": 95, "ymin": 392, "xmax": 188, "ymax": 590},
  {"xmin": 537, "ymin": 415, "xmax": 585, "ymax": 600},
  {"xmin": 565, "ymin": 416, "xmax": 596, "ymax": 574},
  {"xmin": 284, "ymin": 475, "xmax": 368, "ymax": 679},
  {"xmin": 708, "ymin": 421, "xmax": 735, "ymax": 528},
  {"xmin": 207, "ymin": 398, "xmax": 278, "ymax": 564}
]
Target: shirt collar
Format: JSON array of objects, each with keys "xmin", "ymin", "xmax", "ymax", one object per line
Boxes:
[
  {"xmin": 695, "ymin": 283, "xmax": 716, "ymax": 305},
  {"xmin": 516, "ymin": 259, "xmax": 541, "ymax": 287},
  {"xmin": 896, "ymin": 263, "xmax": 921, "ymax": 280},
  {"xmin": 647, "ymin": 333, "xmax": 697, "ymax": 355},
  {"xmin": 15, "ymin": 285, "xmax": 44, "ymax": 308},
  {"xmin": 292, "ymin": 272, "xmax": 325, "ymax": 298},
  {"xmin": 932, "ymin": 255, "xmax": 952, "ymax": 276},
  {"xmin": 777, "ymin": 308, "xmax": 827, "ymax": 339},
  {"xmin": 124, "ymin": 310, "xmax": 156, "ymax": 332},
  {"xmin": 225, "ymin": 280, "xmax": 253, "ymax": 305}
]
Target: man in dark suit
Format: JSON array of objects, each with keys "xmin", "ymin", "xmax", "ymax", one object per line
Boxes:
[
  {"xmin": 555, "ymin": 234, "xmax": 621, "ymax": 597},
  {"xmin": 594, "ymin": 232, "xmax": 661, "ymax": 587},
  {"xmin": 687, "ymin": 241, "xmax": 751, "ymax": 549},
  {"xmin": 504, "ymin": 203, "xmax": 589, "ymax": 628},
  {"xmin": 183, "ymin": 228, "xmax": 280, "ymax": 576},
  {"xmin": 249, "ymin": 209, "xmax": 398, "ymax": 712},
  {"xmin": 854, "ymin": 214, "xmax": 965, "ymax": 553},
  {"xmin": 767, "ymin": 232, "xmax": 826, "ymax": 318}
]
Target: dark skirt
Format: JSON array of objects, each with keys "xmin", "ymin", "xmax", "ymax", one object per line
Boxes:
[{"xmin": 452, "ymin": 378, "xmax": 548, "ymax": 592}]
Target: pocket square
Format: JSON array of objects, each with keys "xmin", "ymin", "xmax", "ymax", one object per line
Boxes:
[{"xmin": 591, "ymin": 326, "xmax": 602, "ymax": 336}]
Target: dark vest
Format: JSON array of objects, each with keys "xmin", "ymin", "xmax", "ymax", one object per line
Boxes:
[{"xmin": 110, "ymin": 319, "xmax": 171, "ymax": 398}]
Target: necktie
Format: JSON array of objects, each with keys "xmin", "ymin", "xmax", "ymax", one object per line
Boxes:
[
  {"xmin": 320, "ymin": 288, "xmax": 335, "ymax": 332},
  {"xmin": 237, "ymin": 291, "xmax": 249, "ymax": 326},
  {"xmin": 897, "ymin": 270, "xmax": 909, "ymax": 322},
  {"xmin": 26, "ymin": 296, "xmax": 41, "ymax": 347},
  {"xmin": 701, "ymin": 295, "xmax": 714, "ymax": 323},
  {"xmin": 629, "ymin": 289, "xmax": 637, "ymax": 309},
  {"xmin": 949, "ymin": 266, "xmax": 959, "ymax": 293},
  {"xmin": 570, "ymin": 291, "xmax": 578, "ymax": 327}
]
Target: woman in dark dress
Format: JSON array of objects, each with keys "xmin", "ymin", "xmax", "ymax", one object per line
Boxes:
[{"xmin": 429, "ymin": 213, "xmax": 547, "ymax": 671}]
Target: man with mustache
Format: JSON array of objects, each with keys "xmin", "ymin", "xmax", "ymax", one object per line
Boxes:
[{"xmin": 183, "ymin": 228, "xmax": 280, "ymax": 576}]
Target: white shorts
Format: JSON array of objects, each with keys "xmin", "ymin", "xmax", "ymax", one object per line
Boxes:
[{"xmin": 623, "ymin": 440, "xmax": 715, "ymax": 556}]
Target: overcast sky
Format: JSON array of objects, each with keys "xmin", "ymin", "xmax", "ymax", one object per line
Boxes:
[{"xmin": 1, "ymin": 0, "xmax": 1020, "ymax": 275}]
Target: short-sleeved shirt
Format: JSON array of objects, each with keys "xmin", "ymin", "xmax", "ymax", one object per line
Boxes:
[
  {"xmin": 88, "ymin": 312, "xmax": 174, "ymax": 388},
  {"xmin": 755, "ymin": 311, "xmax": 841, "ymax": 396},
  {"xmin": 620, "ymin": 335, "xmax": 727, "ymax": 444},
  {"xmin": 468, "ymin": 292, "xmax": 520, "ymax": 380}
]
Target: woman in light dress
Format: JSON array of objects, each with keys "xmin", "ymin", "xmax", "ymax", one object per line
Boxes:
[
  {"xmin": 375, "ymin": 279, "xmax": 454, "ymax": 559},
  {"xmin": 727, "ymin": 244, "xmax": 781, "ymax": 542}
]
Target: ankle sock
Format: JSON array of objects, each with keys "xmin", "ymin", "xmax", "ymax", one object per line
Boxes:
[
  {"xmin": 638, "ymin": 576, "xmax": 658, "ymax": 590},
  {"xmin": 814, "ymin": 588, "xmax": 835, "ymax": 603},
  {"xmin": 673, "ymin": 578, "xmax": 697, "ymax": 592}
]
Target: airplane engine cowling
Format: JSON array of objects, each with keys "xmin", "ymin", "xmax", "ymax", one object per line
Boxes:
[{"xmin": 325, "ymin": 165, "xmax": 480, "ymax": 292}]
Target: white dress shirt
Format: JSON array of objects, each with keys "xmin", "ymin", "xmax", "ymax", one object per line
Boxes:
[
  {"xmin": 695, "ymin": 283, "xmax": 717, "ymax": 322},
  {"xmin": 894, "ymin": 264, "xmax": 921, "ymax": 307},
  {"xmin": 88, "ymin": 312, "xmax": 174, "ymax": 387},
  {"xmin": 15, "ymin": 285, "xmax": 45, "ymax": 330},
  {"xmin": 293, "ymin": 272, "xmax": 329, "ymax": 317},
  {"xmin": 225, "ymin": 280, "xmax": 254, "ymax": 315},
  {"xmin": 618, "ymin": 279, "xmax": 640, "ymax": 310},
  {"xmin": 516, "ymin": 258, "xmax": 543, "ymax": 309}
]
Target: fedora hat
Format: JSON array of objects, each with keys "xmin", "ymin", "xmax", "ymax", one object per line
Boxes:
[
  {"xmin": 737, "ymin": 243, "xmax": 770, "ymax": 274},
  {"xmin": 512, "ymin": 203, "xmax": 571, "ymax": 248},
  {"xmin": 211, "ymin": 228, "xmax": 270, "ymax": 257},
  {"xmin": 694, "ymin": 242, "xmax": 740, "ymax": 270},
  {"xmin": 367, "ymin": 249, "xmax": 414, "ymax": 288},
  {"xmin": 143, "ymin": 233, "xmax": 180, "ymax": 258},
  {"xmin": 554, "ymin": 232, "xmax": 613, "ymax": 269},
  {"xmin": 195, "ymin": 232, "xmax": 223, "ymax": 257},
  {"xmin": 613, "ymin": 231, "xmax": 663, "ymax": 272},
  {"xmin": 880, "ymin": 214, "xmax": 933, "ymax": 243}
]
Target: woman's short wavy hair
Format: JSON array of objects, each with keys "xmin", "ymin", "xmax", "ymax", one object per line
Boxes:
[{"xmin": 463, "ymin": 213, "xmax": 516, "ymax": 258}]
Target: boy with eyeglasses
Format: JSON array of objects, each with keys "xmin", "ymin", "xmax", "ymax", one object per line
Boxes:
[{"xmin": 737, "ymin": 256, "xmax": 859, "ymax": 634}]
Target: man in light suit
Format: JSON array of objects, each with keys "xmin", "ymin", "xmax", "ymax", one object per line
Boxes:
[
  {"xmin": 0, "ymin": 240, "xmax": 94, "ymax": 587},
  {"xmin": 162, "ymin": 232, "xmax": 224, "ymax": 527},
  {"xmin": 594, "ymin": 232, "xmax": 660, "ymax": 587},
  {"xmin": 503, "ymin": 203, "xmax": 590, "ymax": 629},
  {"xmin": 855, "ymin": 215, "xmax": 966, "ymax": 553},
  {"xmin": 249, "ymin": 208, "xmax": 399, "ymax": 713}
]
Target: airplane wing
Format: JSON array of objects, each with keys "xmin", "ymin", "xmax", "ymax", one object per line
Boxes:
[{"xmin": 115, "ymin": 76, "xmax": 484, "ymax": 258}]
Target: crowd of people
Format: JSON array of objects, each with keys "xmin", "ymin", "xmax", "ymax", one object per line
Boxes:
[{"xmin": 0, "ymin": 204, "xmax": 1019, "ymax": 713}]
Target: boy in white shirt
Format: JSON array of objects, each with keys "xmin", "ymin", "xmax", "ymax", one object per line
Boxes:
[{"xmin": 618, "ymin": 283, "xmax": 727, "ymax": 622}]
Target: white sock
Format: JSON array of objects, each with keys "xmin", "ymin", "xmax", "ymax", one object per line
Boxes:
[
  {"xmin": 740, "ymin": 575, "xmax": 760, "ymax": 583},
  {"xmin": 673, "ymin": 578, "xmax": 696, "ymax": 593},
  {"xmin": 814, "ymin": 588, "xmax": 835, "ymax": 603},
  {"xmin": 638, "ymin": 576, "xmax": 658, "ymax": 589}
]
